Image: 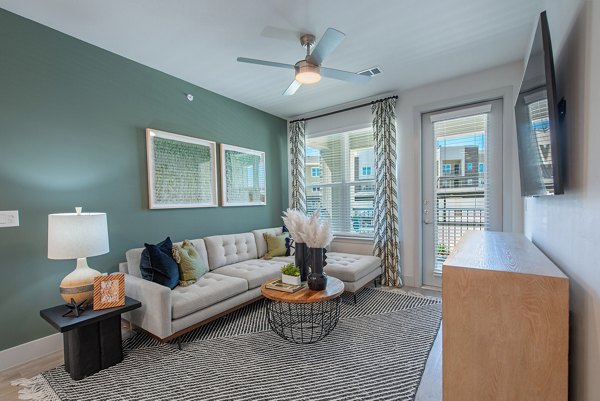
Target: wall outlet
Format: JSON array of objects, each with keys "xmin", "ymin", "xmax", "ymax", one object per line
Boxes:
[{"xmin": 0, "ymin": 211, "xmax": 19, "ymax": 227}]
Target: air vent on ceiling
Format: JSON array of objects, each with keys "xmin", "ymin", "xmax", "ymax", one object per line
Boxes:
[{"xmin": 358, "ymin": 66, "xmax": 382, "ymax": 77}]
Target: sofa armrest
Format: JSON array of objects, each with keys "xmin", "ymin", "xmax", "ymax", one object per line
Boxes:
[
  {"xmin": 124, "ymin": 274, "xmax": 172, "ymax": 340},
  {"xmin": 118, "ymin": 262, "xmax": 129, "ymax": 274}
]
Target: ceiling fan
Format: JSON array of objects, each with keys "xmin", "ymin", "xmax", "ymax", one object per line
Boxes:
[{"xmin": 237, "ymin": 28, "xmax": 372, "ymax": 96}]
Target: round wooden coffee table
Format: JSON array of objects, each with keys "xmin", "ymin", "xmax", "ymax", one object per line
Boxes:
[{"xmin": 261, "ymin": 276, "xmax": 345, "ymax": 344}]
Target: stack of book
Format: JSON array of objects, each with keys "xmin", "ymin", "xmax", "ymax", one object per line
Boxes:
[{"xmin": 265, "ymin": 279, "xmax": 304, "ymax": 293}]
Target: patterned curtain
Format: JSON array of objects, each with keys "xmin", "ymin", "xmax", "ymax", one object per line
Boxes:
[
  {"xmin": 372, "ymin": 98, "xmax": 402, "ymax": 287},
  {"xmin": 289, "ymin": 120, "xmax": 306, "ymax": 213}
]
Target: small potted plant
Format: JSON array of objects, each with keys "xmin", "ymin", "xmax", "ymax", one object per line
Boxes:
[{"xmin": 281, "ymin": 263, "xmax": 301, "ymax": 286}]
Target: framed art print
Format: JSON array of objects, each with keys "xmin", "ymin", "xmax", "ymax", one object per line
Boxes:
[
  {"xmin": 146, "ymin": 129, "xmax": 218, "ymax": 209},
  {"xmin": 220, "ymin": 144, "xmax": 266, "ymax": 206}
]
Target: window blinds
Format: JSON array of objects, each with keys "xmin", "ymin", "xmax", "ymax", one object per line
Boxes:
[{"xmin": 305, "ymin": 129, "xmax": 375, "ymax": 236}]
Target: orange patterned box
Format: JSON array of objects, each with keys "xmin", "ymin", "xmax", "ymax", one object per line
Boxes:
[{"xmin": 93, "ymin": 273, "xmax": 125, "ymax": 310}]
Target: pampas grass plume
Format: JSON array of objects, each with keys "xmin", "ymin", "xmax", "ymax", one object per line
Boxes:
[
  {"xmin": 282, "ymin": 208, "xmax": 306, "ymax": 243},
  {"xmin": 302, "ymin": 210, "xmax": 333, "ymax": 248}
]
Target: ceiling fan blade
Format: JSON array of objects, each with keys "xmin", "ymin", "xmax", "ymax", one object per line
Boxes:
[
  {"xmin": 260, "ymin": 26, "xmax": 301, "ymax": 42},
  {"xmin": 283, "ymin": 80, "xmax": 302, "ymax": 96},
  {"xmin": 237, "ymin": 57, "xmax": 295, "ymax": 70},
  {"xmin": 310, "ymin": 28, "xmax": 345, "ymax": 65},
  {"xmin": 320, "ymin": 67, "xmax": 371, "ymax": 84}
]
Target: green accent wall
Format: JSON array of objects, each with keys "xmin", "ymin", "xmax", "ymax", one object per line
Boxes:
[{"xmin": 0, "ymin": 9, "xmax": 288, "ymax": 351}]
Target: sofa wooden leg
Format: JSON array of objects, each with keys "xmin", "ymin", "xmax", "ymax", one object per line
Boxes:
[
  {"xmin": 177, "ymin": 337, "xmax": 182, "ymax": 351},
  {"xmin": 341, "ymin": 293, "xmax": 357, "ymax": 305}
]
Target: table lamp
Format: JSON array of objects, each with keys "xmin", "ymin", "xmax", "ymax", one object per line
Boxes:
[{"xmin": 48, "ymin": 207, "xmax": 109, "ymax": 308}]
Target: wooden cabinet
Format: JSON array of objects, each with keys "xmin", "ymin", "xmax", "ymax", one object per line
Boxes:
[{"xmin": 442, "ymin": 231, "xmax": 568, "ymax": 401}]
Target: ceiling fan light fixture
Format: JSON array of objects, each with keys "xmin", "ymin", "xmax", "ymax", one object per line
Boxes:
[{"xmin": 295, "ymin": 60, "xmax": 321, "ymax": 84}]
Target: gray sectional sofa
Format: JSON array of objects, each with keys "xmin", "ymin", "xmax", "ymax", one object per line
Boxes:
[{"xmin": 119, "ymin": 227, "xmax": 381, "ymax": 342}]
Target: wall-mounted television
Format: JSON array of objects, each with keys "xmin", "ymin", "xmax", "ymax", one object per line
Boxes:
[{"xmin": 514, "ymin": 10, "xmax": 564, "ymax": 196}]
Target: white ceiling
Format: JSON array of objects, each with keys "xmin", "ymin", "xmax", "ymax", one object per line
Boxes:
[{"xmin": 0, "ymin": 0, "xmax": 543, "ymax": 119}]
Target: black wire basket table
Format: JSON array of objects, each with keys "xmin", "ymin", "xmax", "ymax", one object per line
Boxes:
[{"xmin": 261, "ymin": 277, "xmax": 345, "ymax": 344}]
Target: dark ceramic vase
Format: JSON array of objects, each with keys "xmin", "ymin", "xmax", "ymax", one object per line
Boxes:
[
  {"xmin": 307, "ymin": 247, "xmax": 328, "ymax": 291},
  {"xmin": 294, "ymin": 242, "xmax": 309, "ymax": 282}
]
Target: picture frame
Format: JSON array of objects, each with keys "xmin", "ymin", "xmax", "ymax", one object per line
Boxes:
[
  {"xmin": 220, "ymin": 144, "xmax": 266, "ymax": 207},
  {"xmin": 93, "ymin": 273, "xmax": 125, "ymax": 310},
  {"xmin": 146, "ymin": 128, "xmax": 218, "ymax": 209}
]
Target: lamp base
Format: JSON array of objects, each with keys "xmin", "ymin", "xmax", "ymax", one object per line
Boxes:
[{"xmin": 60, "ymin": 257, "xmax": 101, "ymax": 305}]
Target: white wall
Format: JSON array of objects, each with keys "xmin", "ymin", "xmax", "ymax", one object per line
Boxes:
[
  {"xmin": 525, "ymin": 1, "xmax": 600, "ymax": 399},
  {"xmin": 396, "ymin": 61, "xmax": 524, "ymax": 287}
]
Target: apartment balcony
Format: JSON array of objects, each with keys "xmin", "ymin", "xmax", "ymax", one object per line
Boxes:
[{"xmin": 434, "ymin": 207, "xmax": 485, "ymax": 274}]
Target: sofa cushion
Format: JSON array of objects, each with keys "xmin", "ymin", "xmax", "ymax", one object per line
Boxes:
[
  {"xmin": 323, "ymin": 252, "xmax": 381, "ymax": 282},
  {"xmin": 173, "ymin": 240, "xmax": 208, "ymax": 286},
  {"xmin": 204, "ymin": 233, "xmax": 258, "ymax": 270},
  {"xmin": 272, "ymin": 253, "xmax": 381, "ymax": 282},
  {"xmin": 185, "ymin": 239, "xmax": 210, "ymax": 270},
  {"xmin": 171, "ymin": 272, "xmax": 248, "ymax": 320},
  {"xmin": 125, "ymin": 247, "xmax": 145, "ymax": 278},
  {"xmin": 142, "ymin": 237, "xmax": 180, "ymax": 289},
  {"xmin": 139, "ymin": 237, "xmax": 173, "ymax": 281},
  {"xmin": 272, "ymin": 256, "xmax": 294, "ymax": 264},
  {"xmin": 252, "ymin": 227, "xmax": 283, "ymax": 258},
  {"xmin": 263, "ymin": 233, "xmax": 289, "ymax": 259},
  {"xmin": 125, "ymin": 238, "xmax": 208, "ymax": 279},
  {"xmin": 212, "ymin": 259, "xmax": 284, "ymax": 289}
]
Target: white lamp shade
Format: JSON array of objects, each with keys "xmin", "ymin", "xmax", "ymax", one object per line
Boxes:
[{"xmin": 48, "ymin": 212, "xmax": 109, "ymax": 259}]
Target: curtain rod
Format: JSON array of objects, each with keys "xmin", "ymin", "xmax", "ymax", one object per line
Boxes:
[{"xmin": 289, "ymin": 95, "xmax": 398, "ymax": 124}]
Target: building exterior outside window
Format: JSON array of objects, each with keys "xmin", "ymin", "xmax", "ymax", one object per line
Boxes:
[{"xmin": 305, "ymin": 129, "xmax": 375, "ymax": 236}]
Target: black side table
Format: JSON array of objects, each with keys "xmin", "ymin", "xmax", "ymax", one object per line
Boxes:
[{"xmin": 40, "ymin": 297, "xmax": 141, "ymax": 380}]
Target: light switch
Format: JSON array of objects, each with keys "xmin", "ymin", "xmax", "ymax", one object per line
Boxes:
[{"xmin": 0, "ymin": 210, "xmax": 19, "ymax": 227}]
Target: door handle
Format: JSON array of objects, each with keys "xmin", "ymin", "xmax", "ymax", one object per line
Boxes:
[{"xmin": 423, "ymin": 200, "xmax": 433, "ymax": 224}]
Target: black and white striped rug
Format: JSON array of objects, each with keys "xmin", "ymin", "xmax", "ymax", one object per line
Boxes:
[
  {"xmin": 13, "ymin": 288, "xmax": 441, "ymax": 401},
  {"xmin": 127, "ymin": 287, "xmax": 440, "ymax": 349}
]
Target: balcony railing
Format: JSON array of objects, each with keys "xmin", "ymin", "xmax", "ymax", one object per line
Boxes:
[
  {"xmin": 434, "ymin": 207, "xmax": 486, "ymax": 273},
  {"xmin": 438, "ymin": 175, "xmax": 484, "ymax": 188}
]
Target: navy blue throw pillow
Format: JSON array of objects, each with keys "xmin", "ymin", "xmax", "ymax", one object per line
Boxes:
[
  {"xmin": 140, "ymin": 237, "xmax": 180, "ymax": 289},
  {"xmin": 139, "ymin": 237, "xmax": 171, "ymax": 280}
]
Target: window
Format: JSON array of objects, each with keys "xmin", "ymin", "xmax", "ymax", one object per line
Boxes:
[
  {"xmin": 467, "ymin": 162, "xmax": 473, "ymax": 170},
  {"xmin": 305, "ymin": 129, "xmax": 374, "ymax": 237},
  {"xmin": 479, "ymin": 163, "xmax": 485, "ymax": 172},
  {"xmin": 442, "ymin": 164, "xmax": 451, "ymax": 174}
]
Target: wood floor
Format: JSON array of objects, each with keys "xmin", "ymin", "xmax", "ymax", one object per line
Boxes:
[
  {"xmin": 0, "ymin": 286, "xmax": 442, "ymax": 401},
  {"xmin": 0, "ymin": 351, "xmax": 63, "ymax": 401}
]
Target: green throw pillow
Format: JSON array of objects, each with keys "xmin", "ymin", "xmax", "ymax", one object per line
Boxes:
[
  {"xmin": 263, "ymin": 233, "xmax": 288, "ymax": 260},
  {"xmin": 172, "ymin": 240, "xmax": 208, "ymax": 286}
]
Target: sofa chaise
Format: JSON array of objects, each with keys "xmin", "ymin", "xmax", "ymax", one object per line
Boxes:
[{"xmin": 119, "ymin": 227, "xmax": 381, "ymax": 342}]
